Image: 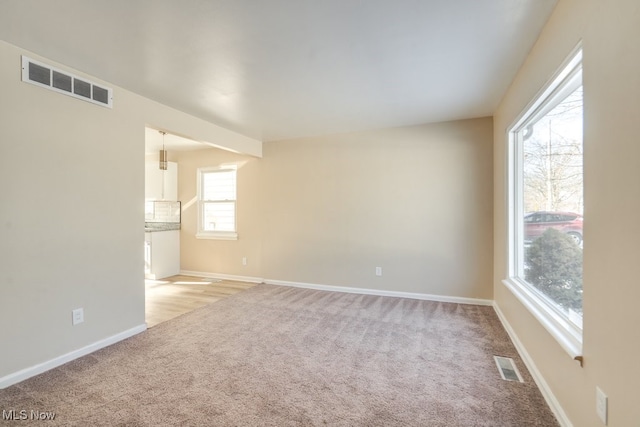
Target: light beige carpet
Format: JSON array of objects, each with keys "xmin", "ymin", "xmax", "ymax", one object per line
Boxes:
[{"xmin": 0, "ymin": 284, "xmax": 558, "ymax": 426}]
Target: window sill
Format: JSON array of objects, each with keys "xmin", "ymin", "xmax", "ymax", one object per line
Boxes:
[
  {"xmin": 502, "ymin": 278, "xmax": 583, "ymax": 364},
  {"xmin": 196, "ymin": 232, "xmax": 238, "ymax": 241}
]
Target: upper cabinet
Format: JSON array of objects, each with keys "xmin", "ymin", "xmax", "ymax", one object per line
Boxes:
[{"xmin": 145, "ymin": 161, "xmax": 178, "ymax": 201}]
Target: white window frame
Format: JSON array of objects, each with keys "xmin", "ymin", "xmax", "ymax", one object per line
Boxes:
[
  {"xmin": 503, "ymin": 45, "xmax": 584, "ymax": 362},
  {"xmin": 196, "ymin": 166, "xmax": 238, "ymax": 240}
]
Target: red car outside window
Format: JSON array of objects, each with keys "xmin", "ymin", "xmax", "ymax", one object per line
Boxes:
[{"xmin": 524, "ymin": 211, "xmax": 583, "ymax": 245}]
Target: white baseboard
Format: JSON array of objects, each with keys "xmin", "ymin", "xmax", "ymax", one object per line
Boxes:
[
  {"xmin": 0, "ymin": 324, "xmax": 147, "ymax": 389},
  {"xmin": 179, "ymin": 270, "xmax": 264, "ymax": 284},
  {"xmin": 265, "ymin": 278, "xmax": 494, "ymax": 306},
  {"xmin": 492, "ymin": 302, "xmax": 572, "ymax": 427},
  {"xmin": 179, "ymin": 270, "xmax": 492, "ymax": 305}
]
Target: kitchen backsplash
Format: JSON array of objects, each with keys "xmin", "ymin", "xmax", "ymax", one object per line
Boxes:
[{"xmin": 145, "ymin": 201, "xmax": 181, "ymax": 223}]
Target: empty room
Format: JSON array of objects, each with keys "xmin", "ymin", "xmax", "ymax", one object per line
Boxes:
[{"xmin": 1, "ymin": 0, "xmax": 638, "ymax": 426}]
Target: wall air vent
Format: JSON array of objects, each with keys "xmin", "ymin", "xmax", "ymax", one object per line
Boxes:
[{"xmin": 21, "ymin": 56, "xmax": 113, "ymax": 108}]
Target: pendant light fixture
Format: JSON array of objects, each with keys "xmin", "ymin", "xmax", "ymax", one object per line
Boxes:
[{"xmin": 159, "ymin": 131, "xmax": 168, "ymax": 170}]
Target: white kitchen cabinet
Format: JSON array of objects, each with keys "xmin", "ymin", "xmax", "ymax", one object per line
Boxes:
[
  {"xmin": 144, "ymin": 230, "xmax": 180, "ymax": 279},
  {"xmin": 145, "ymin": 161, "xmax": 178, "ymax": 201}
]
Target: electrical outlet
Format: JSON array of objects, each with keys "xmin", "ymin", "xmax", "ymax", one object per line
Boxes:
[
  {"xmin": 375, "ymin": 267, "xmax": 382, "ymax": 277},
  {"xmin": 596, "ymin": 386, "xmax": 608, "ymax": 425},
  {"xmin": 242, "ymin": 257, "xmax": 247, "ymax": 266},
  {"xmin": 72, "ymin": 308, "xmax": 84, "ymax": 326}
]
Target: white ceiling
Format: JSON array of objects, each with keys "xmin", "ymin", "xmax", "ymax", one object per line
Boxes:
[{"xmin": 0, "ymin": 0, "xmax": 557, "ymax": 142}]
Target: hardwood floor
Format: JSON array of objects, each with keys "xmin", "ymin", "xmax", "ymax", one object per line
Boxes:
[{"xmin": 145, "ymin": 275, "xmax": 257, "ymax": 327}]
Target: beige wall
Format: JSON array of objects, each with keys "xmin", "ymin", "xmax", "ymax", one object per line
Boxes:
[
  {"xmin": 180, "ymin": 118, "xmax": 494, "ymax": 299},
  {"xmin": 493, "ymin": 0, "xmax": 640, "ymax": 425},
  {"xmin": 0, "ymin": 40, "xmax": 261, "ymax": 381},
  {"xmin": 177, "ymin": 148, "xmax": 263, "ymax": 278}
]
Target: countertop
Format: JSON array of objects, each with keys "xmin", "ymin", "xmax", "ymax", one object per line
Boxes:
[{"xmin": 145, "ymin": 222, "xmax": 181, "ymax": 232}]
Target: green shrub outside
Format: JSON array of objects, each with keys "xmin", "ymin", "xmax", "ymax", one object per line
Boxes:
[{"xmin": 524, "ymin": 228, "xmax": 583, "ymax": 313}]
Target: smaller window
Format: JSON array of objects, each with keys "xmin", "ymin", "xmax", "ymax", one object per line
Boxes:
[{"xmin": 197, "ymin": 166, "xmax": 238, "ymax": 240}]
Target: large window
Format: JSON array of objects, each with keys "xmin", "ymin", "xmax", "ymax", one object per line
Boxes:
[
  {"xmin": 197, "ymin": 166, "xmax": 238, "ymax": 240},
  {"xmin": 506, "ymin": 48, "xmax": 584, "ymax": 359}
]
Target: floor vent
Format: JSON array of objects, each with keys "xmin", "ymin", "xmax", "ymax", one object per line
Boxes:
[
  {"xmin": 21, "ymin": 56, "xmax": 113, "ymax": 108},
  {"xmin": 494, "ymin": 356, "xmax": 524, "ymax": 382}
]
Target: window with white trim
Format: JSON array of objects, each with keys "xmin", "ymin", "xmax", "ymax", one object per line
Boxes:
[
  {"xmin": 505, "ymin": 48, "xmax": 584, "ymax": 359},
  {"xmin": 197, "ymin": 166, "xmax": 238, "ymax": 240}
]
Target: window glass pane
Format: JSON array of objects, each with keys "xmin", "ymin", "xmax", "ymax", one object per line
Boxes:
[
  {"xmin": 520, "ymin": 85, "xmax": 583, "ymax": 327},
  {"xmin": 203, "ymin": 170, "xmax": 236, "ymax": 201},
  {"xmin": 203, "ymin": 202, "xmax": 235, "ymax": 231}
]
